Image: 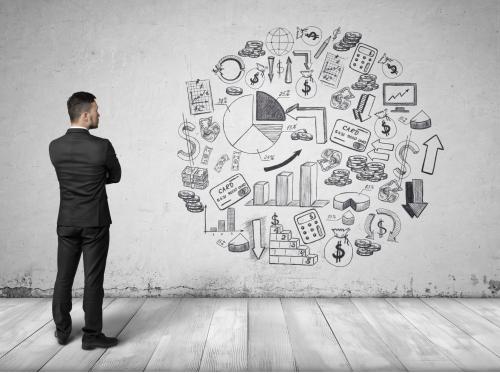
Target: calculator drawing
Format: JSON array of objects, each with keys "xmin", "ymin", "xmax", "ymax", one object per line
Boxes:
[
  {"xmin": 349, "ymin": 43, "xmax": 378, "ymax": 74},
  {"xmin": 294, "ymin": 209, "xmax": 325, "ymax": 244}
]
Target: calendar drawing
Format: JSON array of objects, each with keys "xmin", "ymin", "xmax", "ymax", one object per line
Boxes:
[
  {"xmin": 186, "ymin": 79, "xmax": 214, "ymax": 115},
  {"xmin": 318, "ymin": 53, "xmax": 345, "ymax": 89}
]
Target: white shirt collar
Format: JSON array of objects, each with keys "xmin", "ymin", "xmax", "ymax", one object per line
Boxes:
[{"xmin": 70, "ymin": 125, "xmax": 89, "ymax": 130}]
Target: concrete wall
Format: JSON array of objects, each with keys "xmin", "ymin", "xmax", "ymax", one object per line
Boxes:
[{"xmin": 1, "ymin": 0, "xmax": 499, "ymax": 297}]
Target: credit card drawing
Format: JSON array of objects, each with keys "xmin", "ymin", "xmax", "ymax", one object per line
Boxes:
[
  {"xmin": 210, "ymin": 173, "xmax": 251, "ymax": 210},
  {"xmin": 330, "ymin": 119, "xmax": 371, "ymax": 152}
]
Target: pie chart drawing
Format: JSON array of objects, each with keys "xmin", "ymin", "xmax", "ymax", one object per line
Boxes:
[{"xmin": 223, "ymin": 91, "xmax": 286, "ymax": 154}]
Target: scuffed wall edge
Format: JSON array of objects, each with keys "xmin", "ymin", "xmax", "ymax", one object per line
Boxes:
[{"xmin": 2, "ymin": 280, "xmax": 499, "ymax": 298}]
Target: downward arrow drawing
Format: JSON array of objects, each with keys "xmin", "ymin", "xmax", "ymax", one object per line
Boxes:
[
  {"xmin": 402, "ymin": 179, "xmax": 428, "ymax": 218},
  {"xmin": 285, "ymin": 104, "xmax": 327, "ymax": 143},
  {"xmin": 251, "ymin": 219, "xmax": 265, "ymax": 259},
  {"xmin": 422, "ymin": 135, "xmax": 444, "ymax": 175},
  {"xmin": 293, "ymin": 50, "xmax": 312, "ymax": 70},
  {"xmin": 268, "ymin": 56, "xmax": 275, "ymax": 83}
]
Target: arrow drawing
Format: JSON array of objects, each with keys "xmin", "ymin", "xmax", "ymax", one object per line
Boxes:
[
  {"xmin": 364, "ymin": 213, "xmax": 375, "ymax": 239},
  {"xmin": 368, "ymin": 139, "xmax": 394, "ymax": 161},
  {"xmin": 285, "ymin": 56, "xmax": 292, "ymax": 84},
  {"xmin": 251, "ymin": 219, "xmax": 265, "ymax": 259},
  {"xmin": 422, "ymin": 135, "xmax": 444, "ymax": 175},
  {"xmin": 285, "ymin": 104, "xmax": 327, "ymax": 143},
  {"xmin": 376, "ymin": 208, "xmax": 401, "ymax": 242},
  {"xmin": 402, "ymin": 179, "xmax": 428, "ymax": 218},
  {"xmin": 293, "ymin": 50, "xmax": 312, "ymax": 70},
  {"xmin": 267, "ymin": 56, "xmax": 275, "ymax": 83},
  {"xmin": 264, "ymin": 150, "xmax": 302, "ymax": 172}
]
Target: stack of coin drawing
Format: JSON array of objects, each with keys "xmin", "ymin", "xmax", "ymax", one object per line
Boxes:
[
  {"xmin": 291, "ymin": 129, "xmax": 313, "ymax": 141},
  {"xmin": 178, "ymin": 190, "xmax": 204, "ymax": 213},
  {"xmin": 238, "ymin": 40, "xmax": 266, "ymax": 58},
  {"xmin": 351, "ymin": 74, "xmax": 379, "ymax": 91},
  {"xmin": 346, "ymin": 156, "xmax": 388, "ymax": 182},
  {"xmin": 325, "ymin": 169, "xmax": 352, "ymax": 187},
  {"xmin": 354, "ymin": 239, "xmax": 381, "ymax": 256},
  {"xmin": 333, "ymin": 32, "xmax": 362, "ymax": 51}
]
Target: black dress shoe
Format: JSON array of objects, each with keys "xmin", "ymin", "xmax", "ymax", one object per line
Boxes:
[
  {"xmin": 54, "ymin": 330, "xmax": 70, "ymax": 345},
  {"xmin": 82, "ymin": 333, "xmax": 118, "ymax": 350}
]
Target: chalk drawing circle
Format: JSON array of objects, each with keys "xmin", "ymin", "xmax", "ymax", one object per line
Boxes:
[
  {"xmin": 374, "ymin": 116, "xmax": 397, "ymax": 139},
  {"xmin": 245, "ymin": 68, "xmax": 264, "ymax": 89},
  {"xmin": 223, "ymin": 94, "xmax": 284, "ymax": 154},
  {"xmin": 324, "ymin": 236, "xmax": 353, "ymax": 267},
  {"xmin": 300, "ymin": 26, "xmax": 323, "ymax": 46},
  {"xmin": 295, "ymin": 77, "xmax": 317, "ymax": 99},
  {"xmin": 266, "ymin": 27, "xmax": 294, "ymax": 56}
]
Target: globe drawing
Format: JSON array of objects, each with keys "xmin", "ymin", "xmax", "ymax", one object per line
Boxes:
[{"xmin": 265, "ymin": 27, "xmax": 294, "ymax": 56}]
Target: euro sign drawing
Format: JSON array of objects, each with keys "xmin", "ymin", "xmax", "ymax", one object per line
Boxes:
[
  {"xmin": 177, "ymin": 119, "xmax": 200, "ymax": 162},
  {"xmin": 393, "ymin": 140, "xmax": 419, "ymax": 179}
]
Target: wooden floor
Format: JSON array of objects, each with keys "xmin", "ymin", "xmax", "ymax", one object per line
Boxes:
[{"xmin": 0, "ymin": 298, "xmax": 499, "ymax": 371}]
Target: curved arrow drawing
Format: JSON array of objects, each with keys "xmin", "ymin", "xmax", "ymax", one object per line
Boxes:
[
  {"xmin": 264, "ymin": 150, "xmax": 302, "ymax": 172},
  {"xmin": 364, "ymin": 213, "xmax": 375, "ymax": 239},
  {"xmin": 376, "ymin": 208, "xmax": 401, "ymax": 242}
]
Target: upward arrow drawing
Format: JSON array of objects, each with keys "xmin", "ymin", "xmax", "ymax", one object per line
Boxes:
[{"xmin": 421, "ymin": 135, "xmax": 444, "ymax": 175}]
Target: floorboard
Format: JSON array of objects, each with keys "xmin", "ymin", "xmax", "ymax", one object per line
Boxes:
[
  {"xmin": 456, "ymin": 298, "xmax": 500, "ymax": 328},
  {"xmin": 0, "ymin": 299, "xmax": 113, "ymax": 371},
  {"xmin": 0, "ymin": 298, "xmax": 53, "ymax": 359},
  {"xmin": 247, "ymin": 298, "xmax": 296, "ymax": 372},
  {"xmin": 90, "ymin": 298, "xmax": 180, "ymax": 372},
  {"xmin": 423, "ymin": 298, "xmax": 500, "ymax": 357},
  {"xmin": 281, "ymin": 298, "xmax": 350, "ymax": 371},
  {"xmin": 1, "ymin": 297, "xmax": 499, "ymax": 372},
  {"xmin": 351, "ymin": 298, "xmax": 459, "ymax": 371},
  {"xmin": 40, "ymin": 298, "xmax": 145, "ymax": 372},
  {"xmin": 198, "ymin": 298, "xmax": 248, "ymax": 372},
  {"xmin": 145, "ymin": 298, "xmax": 217, "ymax": 372},
  {"xmin": 388, "ymin": 298, "xmax": 500, "ymax": 371},
  {"xmin": 317, "ymin": 298, "xmax": 405, "ymax": 371}
]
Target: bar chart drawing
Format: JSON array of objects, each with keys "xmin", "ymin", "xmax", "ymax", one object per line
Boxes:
[
  {"xmin": 246, "ymin": 161, "xmax": 329, "ymax": 207},
  {"xmin": 204, "ymin": 207, "xmax": 238, "ymax": 233}
]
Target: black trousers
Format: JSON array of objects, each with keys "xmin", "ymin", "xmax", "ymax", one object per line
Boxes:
[{"xmin": 52, "ymin": 225, "xmax": 110, "ymax": 336}]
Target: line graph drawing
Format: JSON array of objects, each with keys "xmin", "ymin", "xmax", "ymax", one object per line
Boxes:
[{"xmin": 186, "ymin": 80, "xmax": 213, "ymax": 115}]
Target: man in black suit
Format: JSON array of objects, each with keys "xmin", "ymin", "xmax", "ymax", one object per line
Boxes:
[{"xmin": 49, "ymin": 92, "xmax": 121, "ymax": 350}]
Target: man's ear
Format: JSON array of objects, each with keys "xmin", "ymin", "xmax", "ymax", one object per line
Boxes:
[{"xmin": 81, "ymin": 111, "xmax": 90, "ymax": 123}]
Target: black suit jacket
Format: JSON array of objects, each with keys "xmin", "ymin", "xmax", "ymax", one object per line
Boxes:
[{"xmin": 49, "ymin": 128, "xmax": 121, "ymax": 227}]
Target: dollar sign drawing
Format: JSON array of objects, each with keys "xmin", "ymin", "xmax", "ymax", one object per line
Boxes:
[
  {"xmin": 177, "ymin": 119, "xmax": 199, "ymax": 162},
  {"xmin": 332, "ymin": 240, "xmax": 345, "ymax": 263},
  {"xmin": 381, "ymin": 120, "xmax": 391, "ymax": 136},
  {"xmin": 302, "ymin": 80, "xmax": 311, "ymax": 96},
  {"xmin": 271, "ymin": 212, "xmax": 279, "ymax": 226},
  {"xmin": 386, "ymin": 62, "xmax": 398, "ymax": 75},
  {"xmin": 305, "ymin": 31, "xmax": 319, "ymax": 40},
  {"xmin": 377, "ymin": 219, "xmax": 387, "ymax": 238},
  {"xmin": 250, "ymin": 72, "xmax": 259, "ymax": 85},
  {"xmin": 277, "ymin": 60, "xmax": 284, "ymax": 76},
  {"xmin": 393, "ymin": 140, "xmax": 420, "ymax": 179}
]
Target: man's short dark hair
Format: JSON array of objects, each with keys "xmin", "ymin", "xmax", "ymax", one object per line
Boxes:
[{"xmin": 67, "ymin": 92, "xmax": 96, "ymax": 122}]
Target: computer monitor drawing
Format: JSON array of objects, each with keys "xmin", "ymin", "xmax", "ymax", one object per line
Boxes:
[{"xmin": 382, "ymin": 83, "xmax": 417, "ymax": 113}]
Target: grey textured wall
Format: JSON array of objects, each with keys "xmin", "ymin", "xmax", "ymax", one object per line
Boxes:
[{"xmin": 0, "ymin": 0, "xmax": 499, "ymax": 297}]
